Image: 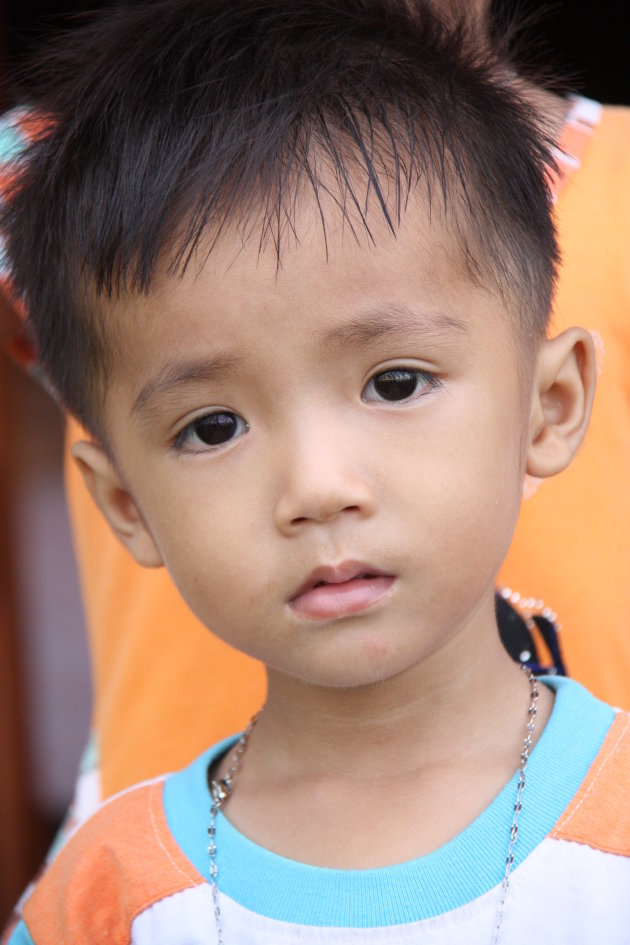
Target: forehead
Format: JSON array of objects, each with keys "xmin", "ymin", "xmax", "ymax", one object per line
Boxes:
[{"xmin": 101, "ymin": 184, "xmax": 522, "ymax": 407}]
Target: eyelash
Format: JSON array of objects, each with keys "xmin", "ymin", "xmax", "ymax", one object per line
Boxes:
[
  {"xmin": 171, "ymin": 368, "xmax": 441, "ymax": 454},
  {"xmin": 361, "ymin": 367, "xmax": 442, "ymax": 404},
  {"xmin": 172, "ymin": 412, "xmax": 248, "ymax": 454}
]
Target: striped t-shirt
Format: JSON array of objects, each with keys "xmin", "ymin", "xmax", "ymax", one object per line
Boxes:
[{"xmin": 5, "ymin": 677, "xmax": 630, "ymax": 944}]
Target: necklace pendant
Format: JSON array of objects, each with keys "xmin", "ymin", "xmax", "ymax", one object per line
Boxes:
[{"xmin": 210, "ymin": 777, "xmax": 233, "ymax": 807}]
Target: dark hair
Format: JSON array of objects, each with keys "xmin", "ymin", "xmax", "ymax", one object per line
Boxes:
[{"xmin": 2, "ymin": 0, "xmax": 558, "ymax": 440}]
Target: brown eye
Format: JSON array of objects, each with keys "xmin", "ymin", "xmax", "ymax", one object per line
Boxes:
[
  {"xmin": 175, "ymin": 412, "xmax": 248, "ymax": 452},
  {"xmin": 363, "ymin": 368, "xmax": 436, "ymax": 403}
]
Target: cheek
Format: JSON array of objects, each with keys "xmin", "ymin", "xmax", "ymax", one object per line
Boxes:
[
  {"xmin": 139, "ymin": 474, "xmax": 267, "ymax": 607},
  {"xmin": 393, "ymin": 398, "xmax": 525, "ymax": 560}
]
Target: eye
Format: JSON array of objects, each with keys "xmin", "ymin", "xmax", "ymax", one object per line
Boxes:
[
  {"xmin": 173, "ymin": 411, "xmax": 248, "ymax": 453},
  {"xmin": 362, "ymin": 368, "xmax": 440, "ymax": 404}
]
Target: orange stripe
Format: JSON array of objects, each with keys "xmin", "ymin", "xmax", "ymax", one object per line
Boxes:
[
  {"xmin": 551, "ymin": 713, "xmax": 630, "ymax": 856},
  {"xmin": 22, "ymin": 780, "xmax": 205, "ymax": 945}
]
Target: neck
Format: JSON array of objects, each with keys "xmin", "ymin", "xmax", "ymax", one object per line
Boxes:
[
  {"xmin": 243, "ymin": 618, "xmax": 550, "ymax": 786},
  {"xmin": 211, "ymin": 621, "xmax": 552, "ymax": 870}
]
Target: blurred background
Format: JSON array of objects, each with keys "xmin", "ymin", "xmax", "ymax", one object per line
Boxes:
[{"xmin": 0, "ymin": 0, "xmax": 628, "ymax": 924}]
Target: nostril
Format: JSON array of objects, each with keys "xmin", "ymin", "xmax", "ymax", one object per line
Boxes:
[{"xmin": 290, "ymin": 504, "xmax": 361, "ymax": 526}]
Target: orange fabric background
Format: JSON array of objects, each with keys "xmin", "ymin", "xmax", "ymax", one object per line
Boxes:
[{"xmin": 498, "ymin": 107, "xmax": 630, "ymax": 710}]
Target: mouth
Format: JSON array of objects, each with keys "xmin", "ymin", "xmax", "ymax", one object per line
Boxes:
[{"xmin": 289, "ymin": 562, "xmax": 396, "ymax": 620}]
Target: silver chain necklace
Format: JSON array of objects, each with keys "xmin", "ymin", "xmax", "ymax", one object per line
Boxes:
[{"xmin": 208, "ymin": 664, "xmax": 538, "ymax": 945}]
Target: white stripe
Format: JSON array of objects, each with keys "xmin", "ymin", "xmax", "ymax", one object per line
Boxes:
[
  {"xmin": 502, "ymin": 836, "xmax": 630, "ymax": 943},
  {"xmin": 130, "ymin": 881, "xmax": 500, "ymax": 944},
  {"xmin": 130, "ymin": 834, "xmax": 630, "ymax": 944}
]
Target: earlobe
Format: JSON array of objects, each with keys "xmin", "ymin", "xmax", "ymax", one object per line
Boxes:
[
  {"xmin": 526, "ymin": 327, "xmax": 597, "ymax": 479},
  {"xmin": 71, "ymin": 440, "xmax": 164, "ymax": 568}
]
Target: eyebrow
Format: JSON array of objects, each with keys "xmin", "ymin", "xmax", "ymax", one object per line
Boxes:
[
  {"xmin": 131, "ymin": 307, "xmax": 467, "ymax": 417},
  {"xmin": 131, "ymin": 353, "xmax": 242, "ymax": 417},
  {"xmin": 317, "ymin": 306, "xmax": 469, "ymax": 350}
]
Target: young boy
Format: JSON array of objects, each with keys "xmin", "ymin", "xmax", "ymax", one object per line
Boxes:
[{"xmin": 3, "ymin": 1, "xmax": 629, "ymax": 942}]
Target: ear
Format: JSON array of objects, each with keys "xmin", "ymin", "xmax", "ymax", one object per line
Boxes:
[
  {"xmin": 526, "ymin": 327, "xmax": 597, "ymax": 479},
  {"xmin": 71, "ymin": 440, "xmax": 164, "ymax": 568}
]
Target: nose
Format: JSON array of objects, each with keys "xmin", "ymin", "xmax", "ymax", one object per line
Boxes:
[{"xmin": 273, "ymin": 425, "xmax": 376, "ymax": 534}]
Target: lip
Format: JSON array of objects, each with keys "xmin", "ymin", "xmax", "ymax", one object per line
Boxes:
[{"xmin": 289, "ymin": 561, "xmax": 395, "ymax": 620}]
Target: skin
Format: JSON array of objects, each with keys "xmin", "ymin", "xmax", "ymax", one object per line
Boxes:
[{"xmin": 74, "ymin": 185, "xmax": 595, "ymax": 868}]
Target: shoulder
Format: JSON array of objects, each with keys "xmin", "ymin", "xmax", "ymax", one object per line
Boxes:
[
  {"xmin": 596, "ymin": 103, "xmax": 630, "ymax": 149},
  {"xmin": 551, "ymin": 98, "xmax": 630, "ymax": 345},
  {"xmin": 551, "ymin": 709, "xmax": 630, "ymax": 856},
  {"xmin": 584, "ymin": 104, "xmax": 630, "ymax": 202},
  {"xmin": 13, "ymin": 737, "xmax": 239, "ymax": 945},
  {"xmin": 20, "ymin": 776, "xmax": 206, "ymax": 945},
  {"xmin": 558, "ymin": 99, "xmax": 630, "ymax": 221},
  {"xmin": 505, "ymin": 704, "xmax": 630, "ymax": 941},
  {"xmin": 566, "ymin": 98, "xmax": 630, "ymax": 171}
]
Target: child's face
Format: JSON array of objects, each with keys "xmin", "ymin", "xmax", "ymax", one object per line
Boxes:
[{"xmin": 96, "ymin": 192, "xmax": 536, "ymax": 689}]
